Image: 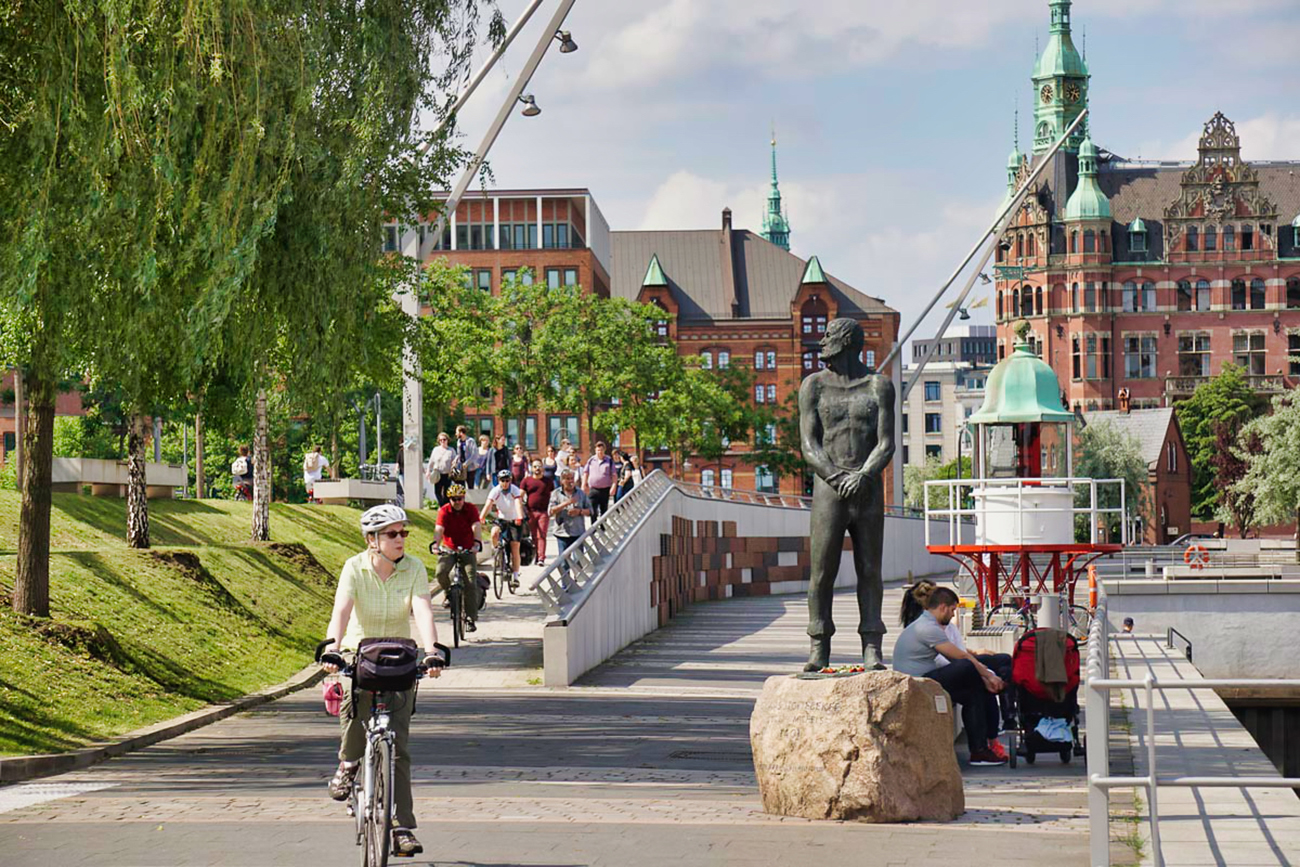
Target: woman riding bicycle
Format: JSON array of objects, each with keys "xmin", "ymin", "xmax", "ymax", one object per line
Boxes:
[
  {"xmin": 320, "ymin": 503, "xmax": 442, "ymax": 858},
  {"xmin": 433, "ymin": 483, "xmax": 483, "ymax": 632}
]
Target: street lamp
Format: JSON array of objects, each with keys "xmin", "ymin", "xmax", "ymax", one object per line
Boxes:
[
  {"xmin": 554, "ymin": 30, "xmax": 578, "ymax": 53},
  {"xmin": 518, "ymin": 94, "xmax": 541, "ymax": 117}
]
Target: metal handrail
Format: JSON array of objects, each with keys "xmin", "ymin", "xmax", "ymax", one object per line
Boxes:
[
  {"xmin": 1085, "ymin": 581, "xmax": 1300, "ymax": 867},
  {"xmin": 1166, "ymin": 627, "xmax": 1192, "ymax": 662},
  {"xmin": 923, "ymin": 476, "xmax": 1126, "ymax": 547}
]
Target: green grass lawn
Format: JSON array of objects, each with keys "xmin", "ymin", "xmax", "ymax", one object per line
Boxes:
[{"xmin": 0, "ymin": 492, "xmax": 441, "ymax": 756}]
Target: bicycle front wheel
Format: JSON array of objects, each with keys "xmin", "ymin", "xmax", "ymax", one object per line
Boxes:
[
  {"xmin": 492, "ymin": 549, "xmax": 505, "ymax": 600},
  {"xmin": 1066, "ymin": 604, "xmax": 1093, "ymax": 642},
  {"xmin": 449, "ymin": 586, "xmax": 464, "ymax": 649},
  {"xmin": 364, "ymin": 738, "xmax": 393, "ymax": 867}
]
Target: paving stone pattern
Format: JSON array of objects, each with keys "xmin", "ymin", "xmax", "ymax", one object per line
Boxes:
[{"xmin": 0, "ymin": 579, "xmax": 1106, "ymax": 866}]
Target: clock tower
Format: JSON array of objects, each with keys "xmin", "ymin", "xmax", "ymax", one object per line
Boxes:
[{"xmin": 1032, "ymin": 0, "xmax": 1089, "ymax": 155}]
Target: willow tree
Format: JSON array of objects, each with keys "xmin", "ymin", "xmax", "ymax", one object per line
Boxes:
[
  {"xmin": 235, "ymin": 0, "xmax": 502, "ymax": 540},
  {"xmin": 0, "ymin": 2, "xmax": 305, "ymax": 604}
]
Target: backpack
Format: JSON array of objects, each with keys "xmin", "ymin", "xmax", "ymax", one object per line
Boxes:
[
  {"xmin": 231, "ymin": 456, "xmax": 249, "ymax": 476},
  {"xmin": 304, "ymin": 452, "xmax": 321, "ymax": 473}
]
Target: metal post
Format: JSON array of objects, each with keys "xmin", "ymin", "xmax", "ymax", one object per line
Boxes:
[
  {"xmin": 1145, "ymin": 673, "xmax": 1163, "ymax": 867},
  {"xmin": 13, "ymin": 367, "xmax": 23, "ymax": 492},
  {"xmin": 1086, "ymin": 604, "xmax": 1112, "ymax": 867},
  {"xmin": 429, "ymin": 0, "xmax": 579, "ymax": 243}
]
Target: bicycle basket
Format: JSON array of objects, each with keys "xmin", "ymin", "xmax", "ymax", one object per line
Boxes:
[{"xmin": 354, "ymin": 638, "xmax": 420, "ymax": 692}]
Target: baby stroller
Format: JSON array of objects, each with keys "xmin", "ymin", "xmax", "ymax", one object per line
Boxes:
[{"xmin": 1004, "ymin": 627, "xmax": 1086, "ymax": 768}]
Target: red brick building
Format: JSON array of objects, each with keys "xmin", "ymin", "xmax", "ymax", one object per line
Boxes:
[
  {"xmin": 1086, "ymin": 403, "xmax": 1192, "ymax": 545},
  {"xmin": 417, "ymin": 191, "xmax": 900, "ymax": 499},
  {"xmin": 993, "ymin": 1, "xmax": 1300, "ymax": 412}
]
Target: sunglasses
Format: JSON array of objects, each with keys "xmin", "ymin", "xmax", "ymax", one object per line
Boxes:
[
  {"xmin": 449, "ymin": 497, "xmax": 464, "ymax": 502},
  {"xmin": 380, "ymin": 529, "xmax": 410, "ymax": 539}
]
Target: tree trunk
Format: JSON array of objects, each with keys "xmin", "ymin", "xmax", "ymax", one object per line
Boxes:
[
  {"xmin": 251, "ymin": 388, "xmax": 270, "ymax": 541},
  {"xmin": 13, "ymin": 367, "xmax": 23, "ymax": 492},
  {"xmin": 194, "ymin": 412, "xmax": 205, "ymax": 498},
  {"xmin": 330, "ymin": 424, "xmax": 339, "ymax": 480},
  {"xmin": 14, "ymin": 370, "xmax": 54, "ymax": 616},
  {"xmin": 126, "ymin": 414, "xmax": 150, "ymax": 548}
]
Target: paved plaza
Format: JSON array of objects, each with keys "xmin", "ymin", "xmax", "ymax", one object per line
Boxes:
[{"xmin": 0, "ymin": 577, "xmax": 1119, "ymax": 867}]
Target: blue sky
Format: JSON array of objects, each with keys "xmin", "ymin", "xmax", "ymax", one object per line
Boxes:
[{"xmin": 444, "ymin": 0, "xmax": 1300, "ymax": 344}]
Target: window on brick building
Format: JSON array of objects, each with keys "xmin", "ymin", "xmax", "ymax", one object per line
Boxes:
[
  {"xmin": 700, "ymin": 350, "xmax": 713, "ymax": 370},
  {"xmin": 1016, "ymin": 234, "xmax": 1023, "ymax": 259},
  {"xmin": 1233, "ymin": 331, "xmax": 1266, "ymax": 375},
  {"xmin": 801, "ymin": 349, "xmax": 822, "ymax": 375},
  {"xmin": 1242, "ymin": 225, "xmax": 1254, "ymax": 251},
  {"xmin": 865, "ymin": 349, "xmax": 876, "ymax": 369},
  {"xmin": 1186, "ymin": 225, "xmax": 1199, "ymax": 252},
  {"xmin": 717, "ymin": 350, "xmax": 730, "ymax": 369},
  {"xmin": 1222, "ymin": 225, "xmax": 1235, "ymax": 251},
  {"xmin": 1084, "ymin": 282, "xmax": 1096, "ymax": 312},
  {"xmin": 1166, "ymin": 441, "xmax": 1177, "ymax": 473},
  {"xmin": 548, "ymin": 416, "xmax": 580, "ymax": 448},
  {"xmin": 1178, "ymin": 332, "xmax": 1212, "ymax": 377},
  {"xmin": 1124, "ymin": 335, "xmax": 1157, "ymax": 379},
  {"xmin": 1290, "ymin": 334, "xmax": 1300, "ymax": 375},
  {"xmin": 755, "ymin": 465, "xmax": 778, "ymax": 494},
  {"xmin": 1177, "ymin": 280, "xmax": 1193, "ymax": 312},
  {"xmin": 1028, "ymin": 233, "xmax": 1036, "ymax": 257},
  {"xmin": 1036, "ymin": 287, "xmax": 1043, "ymax": 316},
  {"xmin": 701, "ymin": 469, "xmax": 714, "ymax": 489},
  {"xmin": 1079, "ymin": 334, "xmax": 1109, "ymax": 379},
  {"xmin": 1070, "ymin": 230, "xmax": 1078, "ymax": 254},
  {"xmin": 1288, "ymin": 279, "xmax": 1300, "ymax": 309},
  {"xmin": 1251, "ymin": 278, "xmax": 1266, "ymax": 310},
  {"xmin": 502, "ymin": 268, "xmax": 534, "ymax": 286},
  {"xmin": 766, "ymin": 385, "xmax": 776, "ymax": 403},
  {"xmin": 997, "ymin": 291, "xmax": 1003, "ymax": 319},
  {"xmin": 1232, "ymin": 279, "xmax": 1247, "ymax": 310},
  {"xmin": 1205, "ymin": 225, "xmax": 1217, "ymax": 251},
  {"xmin": 754, "ymin": 385, "xmax": 764, "ymax": 404},
  {"xmin": 1197, "ymin": 279, "xmax": 1211, "ymax": 311},
  {"xmin": 720, "ymin": 469, "xmax": 733, "ymax": 490},
  {"xmin": 754, "ymin": 350, "xmax": 765, "ymax": 369},
  {"xmin": 476, "ymin": 270, "xmax": 492, "ymax": 292},
  {"xmin": 1084, "ymin": 230, "xmax": 1096, "ymax": 253},
  {"xmin": 1071, "ymin": 283, "xmax": 1079, "ymax": 312},
  {"xmin": 765, "ymin": 350, "xmax": 777, "ymax": 369},
  {"xmin": 800, "ymin": 298, "xmax": 828, "ymax": 337}
]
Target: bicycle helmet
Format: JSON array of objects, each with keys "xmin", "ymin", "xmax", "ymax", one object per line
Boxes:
[
  {"xmin": 360, "ymin": 503, "xmax": 408, "ymax": 536},
  {"xmin": 497, "ymin": 469, "xmax": 513, "ymax": 482},
  {"xmin": 445, "ymin": 483, "xmax": 467, "ymax": 499}
]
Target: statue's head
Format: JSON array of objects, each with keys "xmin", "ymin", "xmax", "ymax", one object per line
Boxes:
[{"xmin": 819, "ymin": 318, "xmax": 864, "ymax": 361}]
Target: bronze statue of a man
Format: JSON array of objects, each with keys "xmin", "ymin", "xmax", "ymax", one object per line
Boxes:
[{"xmin": 798, "ymin": 318, "xmax": 896, "ymax": 671}]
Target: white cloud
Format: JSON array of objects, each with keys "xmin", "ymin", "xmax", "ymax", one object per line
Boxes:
[{"xmin": 1132, "ymin": 112, "xmax": 1300, "ymax": 163}]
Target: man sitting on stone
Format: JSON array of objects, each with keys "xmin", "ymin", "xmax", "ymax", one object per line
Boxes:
[{"xmin": 892, "ymin": 586, "xmax": 1006, "ymax": 767}]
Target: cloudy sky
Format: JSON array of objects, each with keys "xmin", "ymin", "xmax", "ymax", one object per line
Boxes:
[{"xmin": 443, "ymin": 0, "xmax": 1300, "ymax": 346}]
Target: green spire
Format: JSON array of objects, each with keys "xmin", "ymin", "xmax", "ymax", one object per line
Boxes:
[
  {"xmin": 1031, "ymin": 0, "xmax": 1089, "ymax": 154},
  {"xmin": 800, "ymin": 255, "xmax": 826, "ymax": 285},
  {"xmin": 1006, "ymin": 100, "xmax": 1022, "ymax": 196},
  {"xmin": 760, "ymin": 127, "xmax": 791, "ymax": 251},
  {"xmin": 1063, "ymin": 134, "xmax": 1110, "ymax": 221},
  {"xmin": 642, "ymin": 253, "xmax": 668, "ymax": 287}
]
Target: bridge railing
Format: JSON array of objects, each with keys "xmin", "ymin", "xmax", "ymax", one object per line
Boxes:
[
  {"xmin": 1084, "ymin": 581, "xmax": 1300, "ymax": 867},
  {"xmin": 527, "ymin": 469, "xmax": 675, "ymax": 621}
]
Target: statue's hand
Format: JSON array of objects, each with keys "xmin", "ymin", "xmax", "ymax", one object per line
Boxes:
[{"xmin": 838, "ymin": 472, "xmax": 864, "ymax": 498}]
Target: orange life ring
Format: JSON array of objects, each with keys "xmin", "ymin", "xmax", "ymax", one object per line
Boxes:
[{"xmin": 1184, "ymin": 544, "xmax": 1209, "ymax": 570}]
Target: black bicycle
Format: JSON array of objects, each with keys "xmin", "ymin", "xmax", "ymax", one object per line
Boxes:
[
  {"xmin": 430, "ymin": 541, "xmax": 479, "ymax": 648},
  {"xmin": 492, "ymin": 520, "xmax": 525, "ymax": 599},
  {"xmin": 315, "ymin": 640, "xmax": 450, "ymax": 867}
]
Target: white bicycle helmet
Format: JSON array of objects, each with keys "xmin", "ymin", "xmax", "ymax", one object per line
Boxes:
[{"xmin": 360, "ymin": 503, "xmax": 408, "ymax": 536}]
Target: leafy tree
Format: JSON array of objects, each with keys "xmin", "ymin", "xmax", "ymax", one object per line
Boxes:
[
  {"xmin": 903, "ymin": 455, "xmax": 972, "ymax": 512},
  {"xmin": 746, "ymin": 391, "xmax": 808, "ymax": 485},
  {"xmin": 1233, "ymin": 393, "xmax": 1300, "ymax": 558},
  {"xmin": 1210, "ymin": 422, "xmax": 1260, "ymax": 538},
  {"xmin": 1074, "ymin": 419, "xmax": 1148, "ymax": 543},
  {"xmin": 594, "ymin": 344, "xmax": 688, "ymax": 460},
  {"xmin": 1174, "ymin": 362, "xmax": 1266, "ymax": 520}
]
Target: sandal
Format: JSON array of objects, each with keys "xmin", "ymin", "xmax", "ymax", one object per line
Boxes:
[{"xmin": 327, "ymin": 761, "xmax": 358, "ymax": 801}]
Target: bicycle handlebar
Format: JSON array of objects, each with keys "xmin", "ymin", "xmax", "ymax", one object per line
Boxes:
[
  {"xmin": 314, "ymin": 639, "xmax": 451, "ymax": 674},
  {"xmin": 429, "ymin": 540, "xmax": 483, "ymax": 556}
]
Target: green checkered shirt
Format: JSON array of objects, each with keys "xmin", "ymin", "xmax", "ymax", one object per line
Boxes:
[{"xmin": 338, "ymin": 551, "xmax": 431, "ymax": 650}]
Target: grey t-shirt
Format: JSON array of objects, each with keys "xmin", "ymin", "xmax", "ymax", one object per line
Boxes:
[
  {"xmin": 892, "ymin": 611, "xmax": 951, "ymax": 676},
  {"xmin": 549, "ymin": 487, "xmax": 591, "ymax": 538}
]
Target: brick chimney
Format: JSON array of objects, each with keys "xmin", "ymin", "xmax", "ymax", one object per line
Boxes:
[
  {"xmin": 1118, "ymin": 388, "xmax": 1131, "ymax": 414},
  {"xmin": 720, "ymin": 208, "xmax": 738, "ymax": 315}
]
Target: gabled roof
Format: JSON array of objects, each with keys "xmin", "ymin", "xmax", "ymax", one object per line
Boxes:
[
  {"xmin": 610, "ymin": 229, "xmax": 892, "ymax": 323},
  {"xmin": 801, "ymin": 255, "xmax": 827, "ymax": 284},
  {"xmin": 1085, "ymin": 408, "xmax": 1177, "ymax": 469},
  {"xmin": 642, "ymin": 253, "xmax": 668, "ymax": 287}
]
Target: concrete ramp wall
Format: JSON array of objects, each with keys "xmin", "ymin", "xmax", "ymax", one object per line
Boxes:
[{"xmin": 544, "ymin": 486, "xmax": 968, "ymax": 686}]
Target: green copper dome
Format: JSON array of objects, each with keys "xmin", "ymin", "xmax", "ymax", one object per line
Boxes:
[
  {"xmin": 1063, "ymin": 135, "xmax": 1111, "ymax": 221},
  {"xmin": 968, "ymin": 323, "xmax": 1073, "ymax": 425},
  {"xmin": 1291, "ymin": 212, "xmax": 1300, "ymax": 228},
  {"xmin": 1033, "ymin": 0, "xmax": 1089, "ymax": 79},
  {"xmin": 1128, "ymin": 216, "xmax": 1147, "ymax": 233}
]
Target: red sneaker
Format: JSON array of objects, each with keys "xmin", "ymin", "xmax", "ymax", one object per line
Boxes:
[
  {"xmin": 986, "ymin": 739, "xmax": 1009, "ymax": 762},
  {"xmin": 969, "ymin": 747, "xmax": 1007, "ymax": 767}
]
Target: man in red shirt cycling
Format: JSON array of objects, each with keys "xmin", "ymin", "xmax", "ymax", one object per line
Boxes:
[{"xmin": 433, "ymin": 483, "xmax": 483, "ymax": 632}]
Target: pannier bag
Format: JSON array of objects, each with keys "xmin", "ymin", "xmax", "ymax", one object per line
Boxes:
[{"xmin": 354, "ymin": 637, "xmax": 420, "ymax": 692}]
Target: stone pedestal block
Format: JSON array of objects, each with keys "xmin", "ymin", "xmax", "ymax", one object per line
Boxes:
[{"xmin": 749, "ymin": 671, "xmax": 965, "ymax": 822}]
